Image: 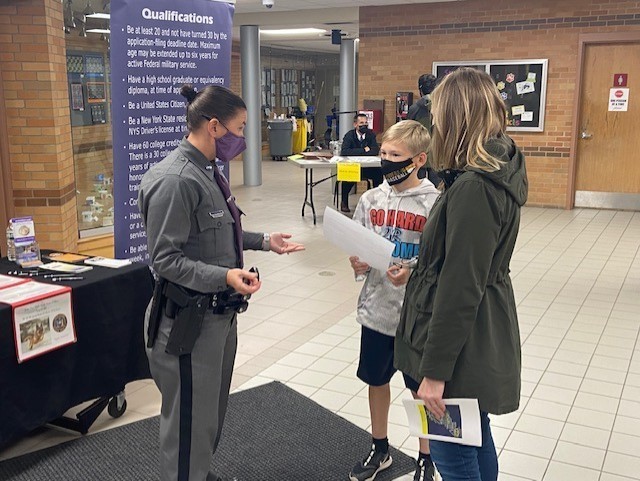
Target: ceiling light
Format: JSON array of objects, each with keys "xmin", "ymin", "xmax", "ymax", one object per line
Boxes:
[
  {"xmin": 86, "ymin": 12, "xmax": 110, "ymax": 19},
  {"xmin": 261, "ymin": 28, "xmax": 326, "ymax": 36},
  {"xmin": 87, "ymin": 28, "xmax": 111, "ymax": 34}
]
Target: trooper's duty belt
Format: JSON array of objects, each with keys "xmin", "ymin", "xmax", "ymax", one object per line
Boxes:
[{"xmin": 146, "ymin": 268, "xmax": 259, "ymax": 355}]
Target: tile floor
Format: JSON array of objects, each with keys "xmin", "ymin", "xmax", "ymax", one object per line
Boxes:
[{"xmin": 1, "ymin": 160, "xmax": 639, "ymax": 481}]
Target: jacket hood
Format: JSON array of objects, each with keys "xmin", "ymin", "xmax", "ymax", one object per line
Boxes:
[
  {"xmin": 379, "ymin": 177, "xmax": 440, "ymax": 198},
  {"xmin": 468, "ymin": 135, "xmax": 528, "ymax": 206},
  {"xmin": 416, "ymin": 95, "xmax": 431, "ymax": 108}
]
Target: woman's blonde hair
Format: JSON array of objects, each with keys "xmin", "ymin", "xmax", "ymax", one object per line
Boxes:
[
  {"xmin": 430, "ymin": 68, "xmax": 507, "ymax": 172},
  {"xmin": 381, "ymin": 120, "xmax": 431, "ymax": 156}
]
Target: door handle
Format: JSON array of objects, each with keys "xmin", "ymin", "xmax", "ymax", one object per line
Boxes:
[{"xmin": 581, "ymin": 131, "xmax": 593, "ymax": 139}]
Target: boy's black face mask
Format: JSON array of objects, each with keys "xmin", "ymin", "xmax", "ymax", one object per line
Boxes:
[{"xmin": 381, "ymin": 158, "xmax": 415, "ymax": 185}]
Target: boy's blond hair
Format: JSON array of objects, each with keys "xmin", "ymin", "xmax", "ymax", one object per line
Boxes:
[{"xmin": 380, "ymin": 120, "xmax": 431, "ymax": 156}]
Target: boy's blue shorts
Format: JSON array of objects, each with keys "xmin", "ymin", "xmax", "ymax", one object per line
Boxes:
[{"xmin": 357, "ymin": 325, "xmax": 419, "ymax": 391}]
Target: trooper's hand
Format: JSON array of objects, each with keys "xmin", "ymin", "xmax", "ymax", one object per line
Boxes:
[
  {"xmin": 226, "ymin": 268, "xmax": 261, "ymax": 295},
  {"xmin": 270, "ymin": 232, "xmax": 305, "ymax": 254}
]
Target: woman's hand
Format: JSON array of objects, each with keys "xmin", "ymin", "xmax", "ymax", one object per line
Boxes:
[
  {"xmin": 226, "ymin": 268, "xmax": 261, "ymax": 295},
  {"xmin": 417, "ymin": 377, "xmax": 446, "ymax": 420},
  {"xmin": 386, "ymin": 264, "xmax": 411, "ymax": 286},
  {"xmin": 270, "ymin": 232, "xmax": 305, "ymax": 254},
  {"xmin": 349, "ymin": 256, "xmax": 370, "ymax": 276}
]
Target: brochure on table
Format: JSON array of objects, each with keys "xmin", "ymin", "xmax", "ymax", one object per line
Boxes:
[
  {"xmin": 40, "ymin": 261, "xmax": 92, "ymax": 274},
  {"xmin": 403, "ymin": 398, "xmax": 482, "ymax": 447},
  {"xmin": 0, "ymin": 280, "xmax": 75, "ymax": 363},
  {"xmin": 10, "ymin": 216, "xmax": 42, "ymax": 267},
  {"xmin": 84, "ymin": 256, "xmax": 132, "ymax": 268}
]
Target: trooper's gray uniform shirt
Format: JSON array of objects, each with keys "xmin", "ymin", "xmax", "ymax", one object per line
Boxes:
[{"xmin": 138, "ymin": 137, "xmax": 263, "ymax": 481}]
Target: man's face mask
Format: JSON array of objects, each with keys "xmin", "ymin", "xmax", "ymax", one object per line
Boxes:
[
  {"xmin": 380, "ymin": 156, "xmax": 416, "ymax": 185},
  {"xmin": 357, "ymin": 124, "xmax": 368, "ymax": 134}
]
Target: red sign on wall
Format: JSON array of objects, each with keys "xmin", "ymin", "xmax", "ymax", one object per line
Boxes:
[{"xmin": 613, "ymin": 73, "xmax": 628, "ymax": 87}]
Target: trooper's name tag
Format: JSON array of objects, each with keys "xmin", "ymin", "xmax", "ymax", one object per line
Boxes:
[{"xmin": 209, "ymin": 210, "xmax": 224, "ymax": 219}]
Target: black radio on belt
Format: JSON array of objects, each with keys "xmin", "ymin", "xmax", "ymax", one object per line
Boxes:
[{"xmin": 211, "ymin": 267, "xmax": 259, "ymax": 315}]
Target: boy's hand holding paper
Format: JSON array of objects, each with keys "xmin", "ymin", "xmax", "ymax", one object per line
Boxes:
[{"xmin": 323, "ymin": 207, "xmax": 395, "ymax": 272}]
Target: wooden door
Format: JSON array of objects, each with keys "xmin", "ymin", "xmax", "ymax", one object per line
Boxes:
[{"xmin": 575, "ymin": 43, "xmax": 640, "ymax": 209}]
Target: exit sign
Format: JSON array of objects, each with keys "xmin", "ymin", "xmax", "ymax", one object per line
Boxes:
[{"xmin": 613, "ymin": 74, "xmax": 628, "ymax": 87}]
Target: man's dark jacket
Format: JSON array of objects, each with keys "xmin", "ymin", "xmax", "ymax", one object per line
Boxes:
[{"xmin": 340, "ymin": 129, "xmax": 380, "ymax": 156}]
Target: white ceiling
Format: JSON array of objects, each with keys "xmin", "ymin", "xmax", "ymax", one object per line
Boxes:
[
  {"xmin": 233, "ymin": 0, "xmax": 461, "ymax": 52},
  {"xmin": 67, "ymin": 0, "xmax": 461, "ymax": 53}
]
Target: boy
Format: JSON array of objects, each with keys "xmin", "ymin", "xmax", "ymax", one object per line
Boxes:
[{"xmin": 348, "ymin": 120, "xmax": 440, "ymax": 481}]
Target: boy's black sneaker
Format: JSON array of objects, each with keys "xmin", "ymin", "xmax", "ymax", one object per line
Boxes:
[
  {"xmin": 413, "ymin": 456, "xmax": 436, "ymax": 481},
  {"xmin": 348, "ymin": 444, "xmax": 393, "ymax": 481}
]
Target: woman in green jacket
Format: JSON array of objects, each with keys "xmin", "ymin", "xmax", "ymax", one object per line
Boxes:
[{"xmin": 394, "ymin": 68, "xmax": 528, "ymax": 481}]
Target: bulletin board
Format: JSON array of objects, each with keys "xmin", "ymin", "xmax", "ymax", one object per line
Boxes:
[
  {"xmin": 434, "ymin": 62, "xmax": 489, "ymax": 79},
  {"xmin": 433, "ymin": 59, "xmax": 548, "ymax": 132}
]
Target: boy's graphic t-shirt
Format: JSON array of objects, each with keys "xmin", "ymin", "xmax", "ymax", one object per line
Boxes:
[{"xmin": 353, "ymin": 179, "xmax": 440, "ymax": 336}]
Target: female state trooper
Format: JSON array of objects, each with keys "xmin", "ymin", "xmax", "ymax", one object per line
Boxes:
[{"xmin": 138, "ymin": 84, "xmax": 304, "ymax": 481}]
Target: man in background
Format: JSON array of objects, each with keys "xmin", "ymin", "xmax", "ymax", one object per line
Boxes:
[{"xmin": 340, "ymin": 113, "xmax": 382, "ymax": 213}]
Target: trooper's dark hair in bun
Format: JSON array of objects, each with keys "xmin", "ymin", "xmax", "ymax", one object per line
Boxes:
[
  {"xmin": 180, "ymin": 84, "xmax": 198, "ymax": 103},
  {"xmin": 179, "ymin": 84, "xmax": 246, "ymax": 132}
]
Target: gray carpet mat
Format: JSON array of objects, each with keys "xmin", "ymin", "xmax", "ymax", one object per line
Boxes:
[{"xmin": 0, "ymin": 381, "xmax": 416, "ymax": 480}]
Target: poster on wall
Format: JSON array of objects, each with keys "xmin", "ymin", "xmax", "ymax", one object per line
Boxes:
[
  {"xmin": 433, "ymin": 59, "xmax": 548, "ymax": 132},
  {"xmin": 70, "ymin": 83, "xmax": 84, "ymax": 111},
  {"xmin": 110, "ymin": 0, "xmax": 234, "ymax": 262}
]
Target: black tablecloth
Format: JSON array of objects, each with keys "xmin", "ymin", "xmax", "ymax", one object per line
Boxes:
[{"xmin": 0, "ymin": 255, "xmax": 153, "ymax": 448}]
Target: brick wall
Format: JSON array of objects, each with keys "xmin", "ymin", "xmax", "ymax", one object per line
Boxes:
[
  {"xmin": 0, "ymin": 0, "xmax": 78, "ymax": 250},
  {"xmin": 359, "ymin": 0, "xmax": 640, "ymax": 207}
]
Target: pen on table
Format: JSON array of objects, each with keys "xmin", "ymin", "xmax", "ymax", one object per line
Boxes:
[
  {"xmin": 49, "ymin": 276, "xmax": 84, "ymax": 281},
  {"xmin": 42, "ymin": 273, "xmax": 77, "ymax": 278},
  {"xmin": 7, "ymin": 270, "xmax": 40, "ymax": 276}
]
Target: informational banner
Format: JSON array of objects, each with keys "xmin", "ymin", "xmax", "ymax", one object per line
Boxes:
[{"xmin": 111, "ymin": 0, "xmax": 234, "ymax": 262}]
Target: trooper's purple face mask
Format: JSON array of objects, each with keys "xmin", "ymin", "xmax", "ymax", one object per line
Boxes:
[{"xmin": 215, "ymin": 122, "xmax": 247, "ymax": 162}]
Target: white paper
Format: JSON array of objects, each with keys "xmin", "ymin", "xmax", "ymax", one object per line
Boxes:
[
  {"xmin": 85, "ymin": 256, "xmax": 132, "ymax": 268},
  {"xmin": 14, "ymin": 291, "xmax": 76, "ymax": 363},
  {"xmin": 403, "ymin": 398, "xmax": 482, "ymax": 447},
  {"xmin": 527, "ymin": 72, "xmax": 536, "ymax": 82},
  {"xmin": 0, "ymin": 274, "xmax": 29, "ymax": 290},
  {"xmin": 521, "ymin": 111, "xmax": 534, "ymax": 122},
  {"xmin": 516, "ymin": 81, "xmax": 535, "ymax": 95},
  {"xmin": 0, "ymin": 281, "xmax": 69, "ymax": 305},
  {"xmin": 323, "ymin": 206, "xmax": 395, "ymax": 272},
  {"xmin": 609, "ymin": 88, "xmax": 629, "ymax": 112},
  {"xmin": 331, "ymin": 156, "xmax": 381, "ymax": 166},
  {"xmin": 40, "ymin": 261, "xmax": 93, "ymax": 274}
]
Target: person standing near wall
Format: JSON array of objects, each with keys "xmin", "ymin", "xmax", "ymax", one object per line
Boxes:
[
  {"xmin": 395, "ymin": 68, "xmax": 527, "ymax": 481},
  {"xmin": 407, "ymin": 73, "xmax": 440, "ymax": 186},
  {"xmin": 139, "ymin": 85, "xmax": 304, "ymax": 481}
]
